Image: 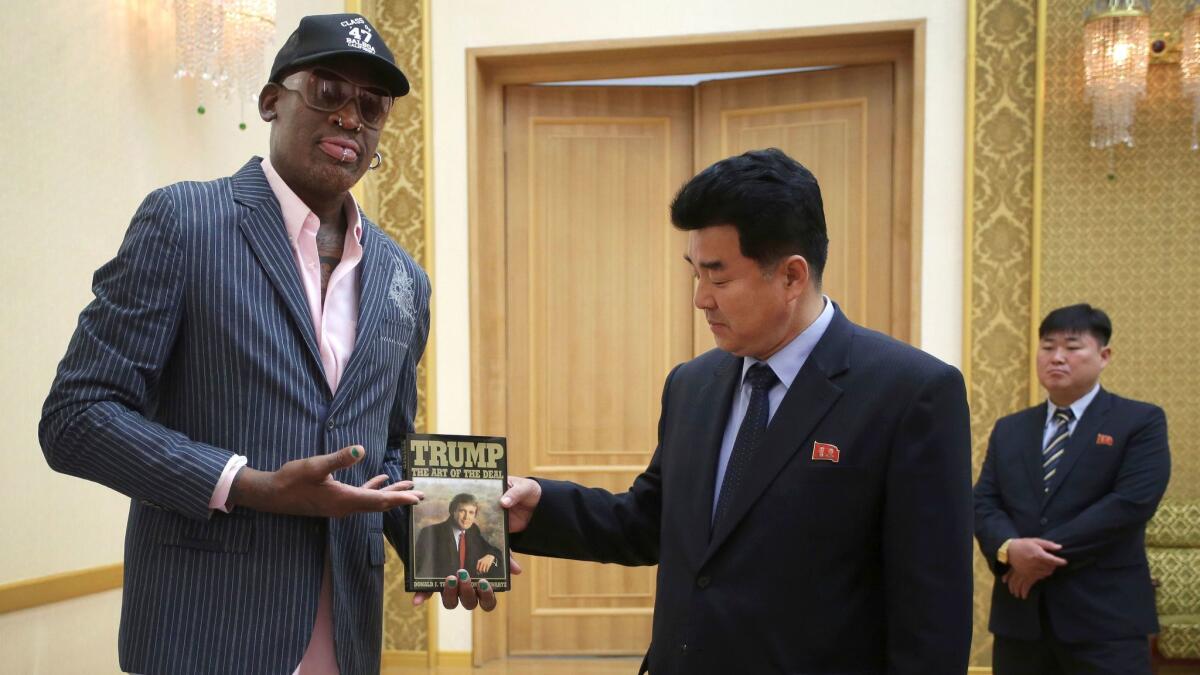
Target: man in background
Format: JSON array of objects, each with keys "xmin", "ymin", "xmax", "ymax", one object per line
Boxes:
[
  {"xmin": 975, "ymin": 303, "xmax": 1170, "ymax": 675},
  {"xmin": 502, "ymin": 148, "xmax": 974, "ymax": 675},
  {"xmin": 39, "ymin": 13, "xmax": 493, "ymax": 675}
]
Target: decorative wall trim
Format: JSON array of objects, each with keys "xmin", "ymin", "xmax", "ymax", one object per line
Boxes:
[
  {"xmin": 381, "ymin": 649, "xmax": 470, "ymax": 668},
  {"xmin": 0, "ymin": 563, "xmax": 122, "ymax": 615},
  {"xmin": 1029, "ymin": 0, "xmax": 1048, "ymax": 405},
  {"xmin": 354, "ymin": 0, "xmax": 435, "ymax": 655},
  {"xmin": 964, "ymin": 0, "xmax": 1040, "ymax": 666},
  {"xmin": 434, "ymin": 651, "xmax": 472, "ymax": 667},
  {"xmin": 381, "ymin": 650, "xmax": 428, "ymax": 667}
]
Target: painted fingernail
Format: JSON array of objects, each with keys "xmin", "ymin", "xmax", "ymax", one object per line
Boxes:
[
  {"xmin": 458, "ymin": 570, "xmax": 469, "ymax": 581},
  {"xmin": 351, "ymin": 447, "xmax": 360, "ymax": 458},
  {"xmin": 448, "ymin": 577, "xmax": 458, "ymax": 588},
  {"xmin": 480, "ymin": 581, "xmax": 490, "ymax": 591}
]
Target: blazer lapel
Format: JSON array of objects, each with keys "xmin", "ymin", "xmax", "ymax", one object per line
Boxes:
[
  {"xmin": 1044, "ymin": 389, "xmax": 1113, "ymax": 507},
  {"xmin": 329, "ymin": 219, "xmax": 389, "ymax": 415},
  {"xmin": 703, "ymin": 308, "xmax": 850, "ymax": 563},
  {"xmin": 680, "ymin": 352, "xmax": 741, "ymax": 570},
  {"xmin": 230, "ymin": 159, "xmax": 324, "ymax": 377}
]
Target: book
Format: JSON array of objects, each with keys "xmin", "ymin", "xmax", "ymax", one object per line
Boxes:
[{"xmin": 403, "ymin": 433, "xmax": 511, "ymax": 593}]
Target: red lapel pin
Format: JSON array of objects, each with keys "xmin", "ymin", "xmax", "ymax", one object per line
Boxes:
[
  {"xmin": 1096, "ymin": 433, "xmax": 1114, "ymax": 446},
  {"xmin": 812, "ymin": 441, "xmax": 840, "ymax": 463}
]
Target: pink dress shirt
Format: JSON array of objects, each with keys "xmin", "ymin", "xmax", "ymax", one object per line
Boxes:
[{"xmin": 207, "ymin": 157, "xmax": 365, "ymax": 674}]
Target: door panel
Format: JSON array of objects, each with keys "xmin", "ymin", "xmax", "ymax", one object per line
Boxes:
[
  {"xmin": 503, "ymin": 85, "xmax": 694, "ymax": 654},
  {"xmin": 694, "ymin": 64, "xmax": 897, "ymax": 354}
]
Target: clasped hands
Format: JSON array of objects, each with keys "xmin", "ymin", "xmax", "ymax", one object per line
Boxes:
[{"xmin": 1001, "ymin": 537, "xmax": 1068, "ymax": 599}]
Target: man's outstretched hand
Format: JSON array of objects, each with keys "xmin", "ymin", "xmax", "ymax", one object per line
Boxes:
[
  {"xmin": 229, "ymin": 445, "xmax": 422, "ymax": 518},
  {"xmin": 500, "ymin": 476, "xmax": 542, "ymax": 533}
]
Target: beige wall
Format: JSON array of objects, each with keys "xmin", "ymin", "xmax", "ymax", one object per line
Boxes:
[
  {"xmin": 429, "ymin": 0, "xmax": 967, "ymax": 651},
  {"xmin": 0, "ymin": 590, "xmax": 122, "ymax": 674},
  {"xmin": 0, "ymin": 0, "xmax": 339, "ymax": 584}
]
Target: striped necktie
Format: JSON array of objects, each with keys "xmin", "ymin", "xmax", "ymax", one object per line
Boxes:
[{"xmin": 1043, "ymin": 407, "xmax": 1075, "ymax": 492}]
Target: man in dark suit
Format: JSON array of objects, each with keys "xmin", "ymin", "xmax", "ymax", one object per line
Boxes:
[
  {"xmin": 498, "ymin": 148, "xmax": 974, "ymax": 675},
  {"xmin": 975, "ymin": 304, "xmax": 1170, "ymax": 675},
  {"xmin": 415, "ymin": 493, "xmax": 504, "ymax": 578},
  {"xmin": 39, "ymin": 14, "xmax": 492, "ymax": 675}
]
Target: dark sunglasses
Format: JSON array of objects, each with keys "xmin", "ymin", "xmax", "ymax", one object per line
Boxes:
[{"xmin": 279, "ymin": 67, "xmax": 394, "ymax": 129}]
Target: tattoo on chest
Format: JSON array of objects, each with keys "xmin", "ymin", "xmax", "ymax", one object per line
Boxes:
[{"xmin": 316, "ymin": 224, "xmax": 345, "ymax": 296}]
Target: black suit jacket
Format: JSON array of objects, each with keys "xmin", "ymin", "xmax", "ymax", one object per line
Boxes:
[
  {"xmin": 414, "ymin": 518, "xmax": 503, "ymax": 579},
  {"xmin": 974, "ymin": 389, "xmax": 1170, "ymax": 642},
  {"xmin": 512, "ymin": 307, "xmax": 974, "ymax": 675}
]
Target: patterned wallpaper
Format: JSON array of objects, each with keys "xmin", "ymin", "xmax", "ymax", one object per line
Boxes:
[
  {"xmin": 968, "ymin": 0, "xmax": 1039, "ymax": 665},
  {"xmin": 1041, "ymin": 0, "xmax": 1200, "ymax": 501},
  {"xmin": 361, "ymin": 0, "xmax": 431, "ymax": 654}
]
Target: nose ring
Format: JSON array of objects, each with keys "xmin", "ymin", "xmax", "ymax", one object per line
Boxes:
[{"xmin": 335, "ymin": 117, "xmax": 363, "ymax": 132}]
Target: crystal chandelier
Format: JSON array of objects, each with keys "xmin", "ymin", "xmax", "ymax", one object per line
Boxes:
[
  {"xmin": 172, "ymin": 0, "xmax": 277, "ymax": 127},
  {"xmin": 1083, "ymin": 0, "xmax": 1151, "ymax": 149},
  {"xmin": 1183, "ymin": 1, "xmax": 1200, "ymax": 150}
]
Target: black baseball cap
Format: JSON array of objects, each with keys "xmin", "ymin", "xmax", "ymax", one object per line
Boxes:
[{"xmin": 269, "ymin": 13, "xmax": 410, "ymax": 96}]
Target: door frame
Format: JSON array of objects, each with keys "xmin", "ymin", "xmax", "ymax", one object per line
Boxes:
[{"xmin": 466, "ymin": 21, "xmax": 925, "ymax": 665}]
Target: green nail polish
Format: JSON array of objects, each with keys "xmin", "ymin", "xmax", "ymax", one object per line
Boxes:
[
  {"xmin": 480, "ymin": 581, "xmax": 490, "ymax": 591},
  {"xmin": 351, "ymin": 447, "xmax": 360, "ymax": 458},
  {"xmin": 458, "ymin": 570, "xmax": 469, "ymax": 581},
  {"xmin": 448, "ymin": 577, "xmax": 457, "ymax": 588}
]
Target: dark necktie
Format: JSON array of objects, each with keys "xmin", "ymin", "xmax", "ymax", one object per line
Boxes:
[
  {"xmin": 1043, "ymin": 407, "xmax": 1075, "ymax": 492},
  {"xmin": 712, "ymin": 363, "xmax": 779, "ymax": 532},
  {"xmin": 458, "ymin": 530, "xmax": 467, "ymax": 570}
]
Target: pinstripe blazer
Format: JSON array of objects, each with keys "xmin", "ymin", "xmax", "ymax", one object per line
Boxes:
[{"xmin": 39, "ymin": 158, "xmax": 430, "ymax": 675}]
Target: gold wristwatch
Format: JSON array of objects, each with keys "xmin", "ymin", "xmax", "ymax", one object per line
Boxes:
[{"xmin": 997, "ymin": 538, "xmax": 1013, "ymax": 564}]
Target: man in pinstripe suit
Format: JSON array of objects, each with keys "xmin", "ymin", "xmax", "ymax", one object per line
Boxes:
[{"xmin": 39, "ymin": 14, "xmax": 492, "ymax": 675}]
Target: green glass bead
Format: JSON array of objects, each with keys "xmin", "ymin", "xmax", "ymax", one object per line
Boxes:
[
  {"xmin": 197, "ymin": 105, "xmax": 206, "ymax": 115},
  {"xmin": 238, "ymin": 122, "xmax": 247, "ymax": 131}
]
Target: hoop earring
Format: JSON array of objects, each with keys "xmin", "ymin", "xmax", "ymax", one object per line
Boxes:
[{"xmin": 369, "ymin": 151, "xmax": 383, "ymax": 170}]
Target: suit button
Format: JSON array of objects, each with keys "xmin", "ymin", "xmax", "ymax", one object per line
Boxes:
[
  {"xmin": 327, "ymin": 421, "xmax": 336, "ymax": 431},
  {"xmin": 696, "ymin": 576, "xmax": 710, "ymax": 588},
  {"xmin": 1040, "ymin": 517, "xmax": 1048, "ymax": 525}
]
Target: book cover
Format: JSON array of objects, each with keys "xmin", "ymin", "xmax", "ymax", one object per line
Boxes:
[{"xmin": 403, "ymin": 433, "xmax": 510, "ymax": 593}]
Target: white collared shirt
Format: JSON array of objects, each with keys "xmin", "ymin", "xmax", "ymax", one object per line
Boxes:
[
  {"xmin": 711, "ymin": 297, "xmax": 835, "ymax": 518},
  {"xmin": 1042, "ymin": 382, "xmax": 1101, "ymax": 447}
]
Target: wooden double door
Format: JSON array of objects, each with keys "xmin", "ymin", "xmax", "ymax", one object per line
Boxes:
[{"xmin": 501, "ymin": 63, "xmax": 905, "ymax": 655}]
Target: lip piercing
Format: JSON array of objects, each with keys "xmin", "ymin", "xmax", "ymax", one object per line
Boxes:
[
  {"xmin": 341, "ymin": 147, "xmax": 350, "ymax": 162},
  {"xmin": 335, "ymin": 117, "xmax": 363, "ymax": 132}
]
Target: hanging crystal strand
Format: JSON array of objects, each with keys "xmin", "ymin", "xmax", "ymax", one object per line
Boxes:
[
  {"xmin": 1083, "ymin": 0, "xmax": 1150, "ymax": 151},
  {"xmin": 1106, "ymin": 146, "xmax": 1118, "ymax": 181},
  {"xmin": 172, "ymin": 0, "xmax": 273, "ymax": 125},
  {"xmin": 219, "ymin": 0, "xmax": 275, "ymax": 127},
  {"xmin": 1182, "ymin": 2, "xmax": 1199, "ymax": 150},
  {"xmin": 174, "ymin": 0, "xmax": 223, "ymax": 114}
]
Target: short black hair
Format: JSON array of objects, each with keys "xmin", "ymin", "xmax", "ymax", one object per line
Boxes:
[
  {"xmin": 1038, "ymin": 304, "xmax": 1112, "ymax": 346},
  {"xmin": 669, "ymin": 148, "xmax": 828, "ymax": 283},
  {"xmin": 449, "ymin": 493, "xmax": 478, "ymax": 515}
]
